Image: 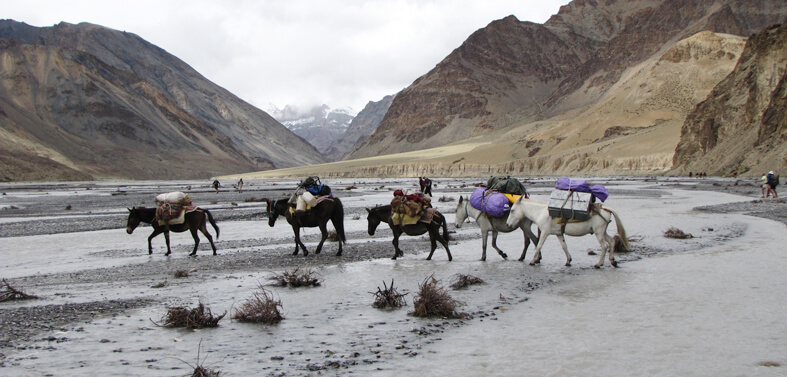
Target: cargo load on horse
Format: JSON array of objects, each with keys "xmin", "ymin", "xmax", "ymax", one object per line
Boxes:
[
  {"xmin": 547, "ymin": 178, "xmax": 609, "ymax": 221},
  {"xmin": 390, "ymin": 189, "xmax": 434, "ymax": 225},
  {"xmin": 469, "ymin": 176, "xmax": 529, "ymax": 217},
  {"xmin": 155, "ymin": 191, "xmax": 196, "ymax": 225},
  {"xmin": 289, "ymin": 176, "xmax": 333, "ymax": 214}
]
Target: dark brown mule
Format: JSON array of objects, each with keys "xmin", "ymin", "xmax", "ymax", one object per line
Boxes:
[
  {"xmin": 126, "ymin": 206, "xmax": 219, "ymax": 256},
  {"xmin": 265, "ymin": 197, "xmax": 347, "ymax": 256},
  {"xmin": 366, "ymin": 205, "xmax": 452, "ymax": 261}
]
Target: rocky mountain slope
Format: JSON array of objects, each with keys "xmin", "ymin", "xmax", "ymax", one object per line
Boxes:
[
  {"xmin": 347, "ymin": 0, "xmax": 787, "ymax": 176},
  {"xmin": 235, "ymin": 30, "xmax": 749, "ymax": 179},
  {"xmin": 270, "ymin": 104, "xmax": 353, "ymax": 158},
  {"xmin": 0, "ymin": 21, "xmax": 325, "ymax": 181},
  {"xmin": 323, "ymin": 94, "xmax": 394, "ymax": 161},
  {"xmin": 673, "ymin": 22, "xmax": 787, "ymax": 176}
]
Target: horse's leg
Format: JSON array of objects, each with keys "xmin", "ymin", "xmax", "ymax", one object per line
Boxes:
[
  {"xmin": 426, "ymin": 228, "xmax": 438, "ymax": 260},
  {"xmin": 292, "ymin": 226, "xmax": 308, "ymax": 256},
  {"xmin": 189, "ymin": 226, "xmax": 201, "ymax": 256},
  {"xmin": 490, "ymin": 230, "xmax": 508, "ymax": 259},
  {"xmin": 555, "ymin": 234, "xmax": 572, "ymax": 266},
  {"xmin": 480, "ymin": 229, "xmax": 489, "ymax": 261},
  {"xmin": 391, "ymin": 229, "xmax": 403, "ymax": 260},
  {"xmin": 163, "ymin": 230, "xmax": 172, "ymax": 256},
  {"xmin": 519, "ymin": 222, "xmax": 539, "ymax": 261},
  {"xmin": 315, "ymin": 223, "xmax": 328, "ymax": 254},
  {"xmin": 594, "ymin": 231, "xmax": 615, "ymax": 268},
  {"xmin": 427, "ymin": 224, "xmax": 452, "ymax": 261},
  {"xmin": 147, "ymin": 229, "xmax": 163, "ymax": 255},
  {"xmin": 199, "ymin": 222, "xmax": 217, "ymax": 256}
]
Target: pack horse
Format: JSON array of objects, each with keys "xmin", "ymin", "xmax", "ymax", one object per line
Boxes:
[
  {"xmin": 506, "ymin": 197, "xmax": 630, "ymax": 268},
  {"xmin": 126, "ymin": 206, "xmax": 219, "ymax": 256}
]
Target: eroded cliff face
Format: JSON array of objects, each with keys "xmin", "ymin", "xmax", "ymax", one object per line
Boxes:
[
  {"xmin": 673, "ymin": 22, "xmax": 787, "ymax": 176},
  {"xmin": 348, "ymin": 0, "xmax": 787, "ymax": 174},
  {"xmin": 0, "ymin": 21, "xmax": 325, "ymax": 181}
]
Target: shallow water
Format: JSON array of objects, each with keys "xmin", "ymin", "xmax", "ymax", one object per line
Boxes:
[{"xmin": 1, "ymin": 178, "xmax": 785, "ymax": 376}]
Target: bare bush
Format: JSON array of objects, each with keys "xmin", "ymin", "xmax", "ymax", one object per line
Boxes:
[
  {"xmin": 664, "ymin": 227, "xmax": 693, "ymax": 239},
  {"xmin": 174, "ymin": 270, "xmax": 190, "ymax": 278},
  {"xmin": 233, "ymin": 285, "xmax": 284, "ymax": 324},
  {"xmin": 410, "ymin": 275, "xmax": 466, "ymax": 319},
  {"xmin": 449, "ymin": 274, "xmax": 485, "ymax": 290},
  {"xmin": 327, "ymin": 230, "xmax": 340, "ymax": 242},
  {"xmin": 371, "ymin": 279, "xmax": 407, "ymax": 309},
  {"xmin": 438, "ymin": 196, "xmax": 455, "ymax": 203},
  {"xmin": 154, "ymin": 302, "xmax": 226, "ymax": 328},
  {"xmin": 271, "ymin": 268, "xmax": 322, "ymax": 287},
  {"xmin": 0, "ymin": 279, "xmax": 38, "ymax": 302}
]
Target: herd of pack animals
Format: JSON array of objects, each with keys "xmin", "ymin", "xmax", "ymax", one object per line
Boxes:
[{"xmin": 125, "ymin": 177, "xmax": 631, "ymax": 269}]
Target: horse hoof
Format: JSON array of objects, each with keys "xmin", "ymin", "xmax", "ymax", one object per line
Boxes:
[
  {"xmin": 426, "ymin": 257, "xmax": 432, "ymax": 260},
  {"xmin": 501, "ymin": 253, "xmax": 508, "ymax": 259},
  {"xmin": 565, "ymin": 262, "xmax": 572, "ymax": 267},
  {"xmin": 594, "ymin": 264, "xmax": 602, "ymax": 269},
  {"xmin": 481, "ymin": 258, "xmax": 486, "ymax": 262},
  {"xmin": 529, "ymin": 261, "xmax": 536, "ymax": 266},
  {"xmin": 611, "ymin": 261, "xmax": 618, "ymax": 268}
]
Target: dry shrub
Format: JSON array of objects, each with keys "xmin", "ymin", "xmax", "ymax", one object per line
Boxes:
[
  {"xmin": 449, "ymin": 274, "xmax": 485, "ymax": 290},
  {"xmin": 371, "ymin": 279, "xmax": 407, "ymax": 309},
  {"xmin": 664, "ymin": 227, "xmax": 693, "ymax": 239},
  {"xmin": 174, "ymin": 270, "xmax": 190, "ymax": 278},
  {"xmin": 438, "ymin": 196, "xmax": 455, "ymax": 203},
  {"xmin": 327, "ymin": 230, "xmax": 340, "ymax": 242},
  {"xmin": 0, "ymin": 279, "xmax": 38, "ymax": 302},
  {"xmin": 271, "ymin": 268, "xmax": 322, "ymax": 287},
  {"xmin": 612, "ymin": 235, "xmax": 631, "ymax": 253},
  {"xmin": 155, "ymin": 302, "xmax": 226, "ymax": 328},
  {"xmin": 192, "ymin": 365, "xmax": 220, "ymax": 377},
  {"xmin": 233, "ymin": 285, "xmax": 284, "ymax": 324},
  {"xmin": 410, "ymin": 275, "xmax": 466, "ymax": 319},
  {"xmin": 345, "ymin": 185, "xmax": 357, "ymax": 190}
]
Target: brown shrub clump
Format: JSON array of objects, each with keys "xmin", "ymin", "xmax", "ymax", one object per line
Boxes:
[
  {"xmin": 191, "ymin": 365, "xmax": 221, "ymax": 377},
  {"xmin": 327, "ymin": 230, "xmax": 340, "ymax": 242},
  {"xmin": 410, "ymin": 275, "xmax": 466, "ymax": 319},
  {"xmin": 449, "ymin": 274, "xmax": 485, "ymax": 290},
  {"xmin": 174, "ymin": 270, "xmax": 190, "ymax": 278},
  {"xmin": 155, "ymin": 302, "xmax": 226, "ymax": 328},
  {"xmin": 0, "ymin": 279, "xmax": 38, "ymax": 302},
  {"xmin": 232, "ymin": 285, "xmax": 284, "ymax": 324},
  {"xmin": 664, "ymin": 227, "xmax": 693, "ymax": 239},
  {"xmin": 371, "ymin": 279, "xmax": 407, "ymax": 309},
  {"xmin": 271, "ymin": 268, "xmax": 322, "ymax": 287}
]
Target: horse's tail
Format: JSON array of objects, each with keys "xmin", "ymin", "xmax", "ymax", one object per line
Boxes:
[
  {"xmin": 331, "ymin": 198, "xmax": 347, "ymax": 244},
  {"xmin": 204, "ymin": 209, "xmax": 220, "ymax": 240},
  {"xmin": 606, "ymin": 208, "xmax": 630, "ymax": 251},
  {"xmin": 440, "ymin": 212, "xmax": 450, "ymax": 242}
]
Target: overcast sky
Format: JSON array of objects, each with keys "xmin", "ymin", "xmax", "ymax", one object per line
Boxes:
[{"xmin": 4, "ymin": 0, "xmax": 571, "ymax": 115}]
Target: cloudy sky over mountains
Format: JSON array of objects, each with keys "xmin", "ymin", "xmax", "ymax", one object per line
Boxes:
[{"xmin": 5, "ymin": 0, "xmax": 570, "ymax": 115}]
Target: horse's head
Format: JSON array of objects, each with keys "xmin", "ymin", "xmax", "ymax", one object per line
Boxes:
[
  {"xmin": 454, "ymin": 196, "xmax": 469, "ymax": 228},
  {"xmin": 366, "ymin": 207, "xmax": 381, "ymax": 235},
  {"xmin": 506, "ymin": 196, "xmax": 526, "ymax": 228},
  {"xmin": 265, "ymin": 199, "xmax": 280, "ymax": 227},
  {"xmin": 126, "ymin": 207, "xmax": 142, "ymax": 234}
]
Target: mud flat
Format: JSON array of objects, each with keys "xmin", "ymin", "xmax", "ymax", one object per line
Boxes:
[{"xmin": 1, "ymin": 177, "xmax": 784, "ymax": 376}]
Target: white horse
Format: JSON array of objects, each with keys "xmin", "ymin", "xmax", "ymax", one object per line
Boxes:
[
  {"xmin": 455, "ymin": 196, "xmax": 540, "ymax": 261},
  {"xmin": 506, "ymin": 196, "xmax": 630, "ymax": 268}
]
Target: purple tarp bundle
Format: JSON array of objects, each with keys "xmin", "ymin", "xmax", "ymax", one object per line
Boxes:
[
  {"xmin": 469, "ymin": 187, "xmax": 510, "ymax": 217},
  {"xmin": 554, "ymin": 178, "xmax": 609, "ymax": 202}
]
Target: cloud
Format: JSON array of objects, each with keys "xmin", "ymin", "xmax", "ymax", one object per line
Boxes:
[{"xmin": 3, "ymin": 0, "xmax": 570, "ymax": 115}]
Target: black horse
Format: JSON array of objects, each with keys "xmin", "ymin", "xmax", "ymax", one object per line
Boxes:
[
  {"xmin": 126, "ymin": 207, "xmax": 219, "ymax": 256},
  {"xmin": 366, "ymin": 205, "xmax": 452, "ymax": 261},
  {"xmin": 265, "ymin": 197, "xmax": 347, "ymax": 256}
]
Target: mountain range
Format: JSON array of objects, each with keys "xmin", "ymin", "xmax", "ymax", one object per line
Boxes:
[
  {"xmin": 0, "ymin": 20, "xmax": 325, "ymax": 181},
  {"xmin": 2, "ymin": 0, "xmax": 787, "ymax": 181}
]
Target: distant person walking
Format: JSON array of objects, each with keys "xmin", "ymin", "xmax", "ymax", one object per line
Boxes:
[
  {"xmin": 419, "ymin": 176, "xmax": 433, "ymax": 196},
  {"xmin": 760, "ymin": 173, "xmax": 770, "ymax": 198},
  {"xmin": 237, "ymin": 178, "xmax": 244, "ymax": 193},
  {"xmin": 213, "ymin": 179, "xmax": 220, "ymax": 194},
  {"xmin": 766, "ymin": 171, "xmax": 778, "ymax": 198}
]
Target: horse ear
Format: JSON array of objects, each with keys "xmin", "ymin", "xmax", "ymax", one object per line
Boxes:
[
  {"xmin": 128, "ymin": 207, "xmax": 132, "ymax": 212},
  {"xmin": 458, "ymin": 196, "xmax": 463, "ymax": 204},
  {"xmin": 365, "ymin": 208, "xmax": 370, "ymax": 213}
]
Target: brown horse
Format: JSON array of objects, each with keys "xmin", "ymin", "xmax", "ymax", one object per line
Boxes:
[
  {"xmin": 366, "ymin": 205, "xmax": 452, "ymax": 261},
  {"xmin": 265, "ymin": 197, "xmax": 347, "ymax": 256},
  {"xmin": 126, "ymin": 206, "xmax": 219, "ymax": 256}
]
